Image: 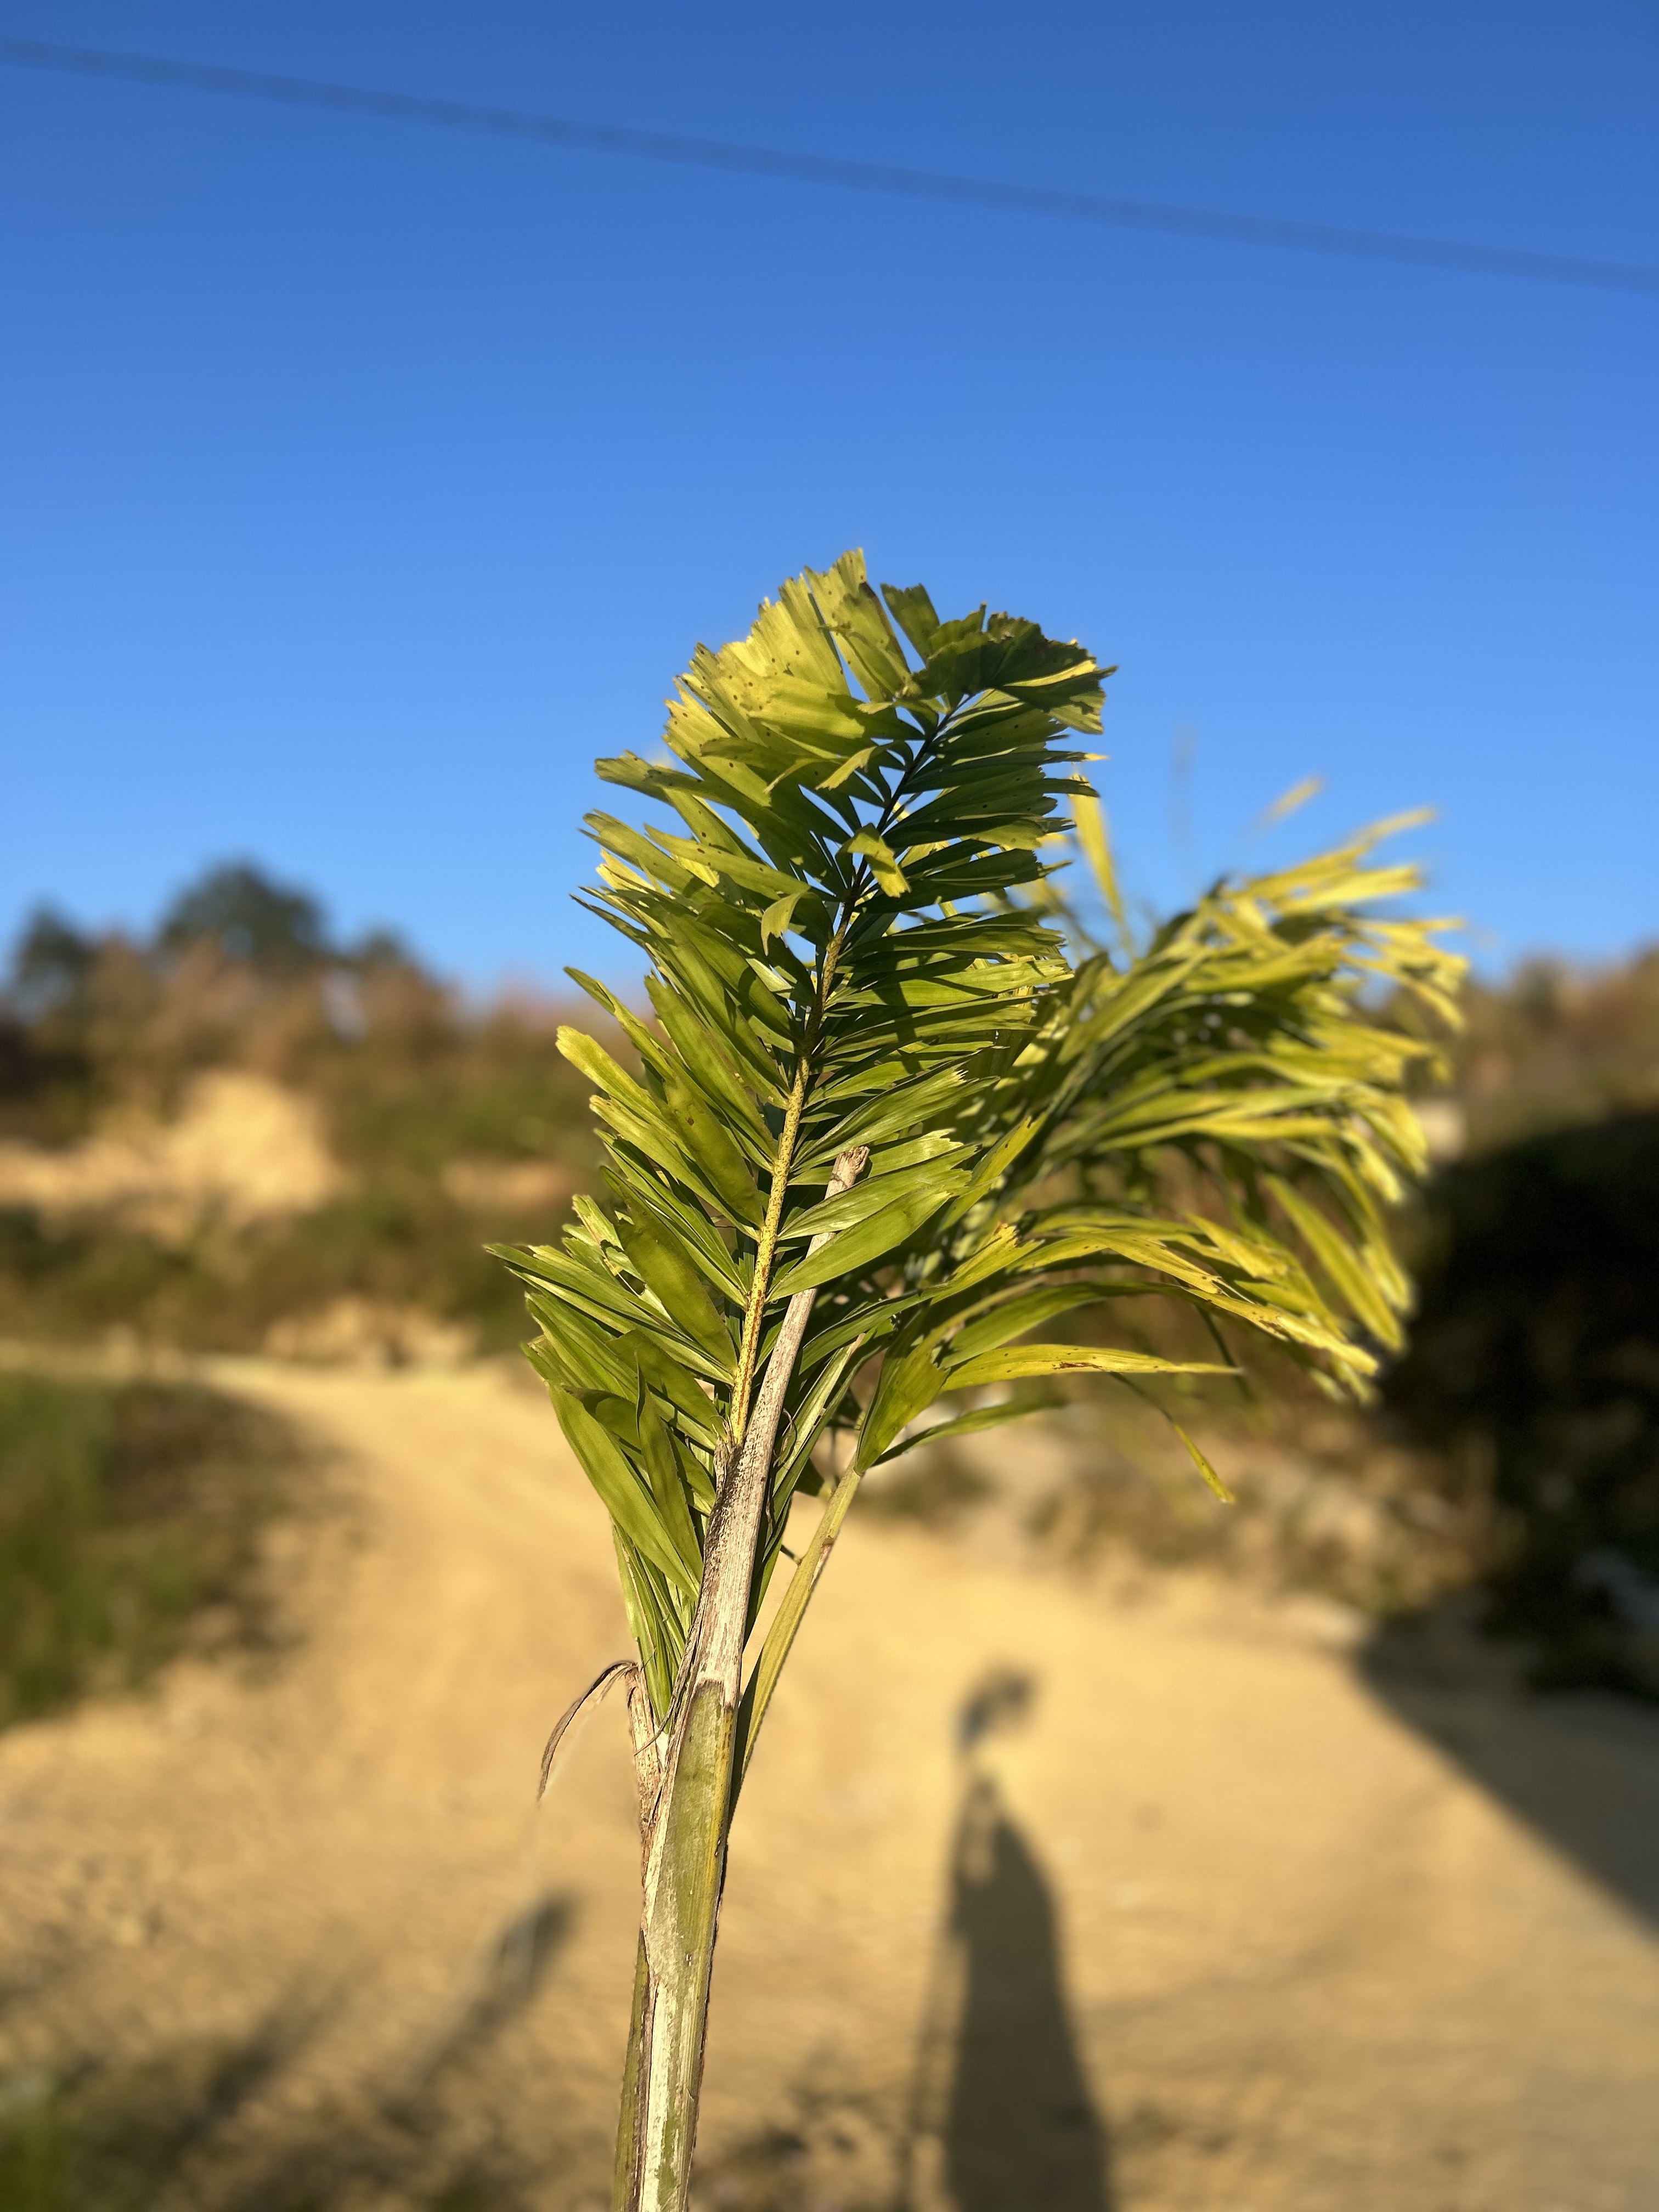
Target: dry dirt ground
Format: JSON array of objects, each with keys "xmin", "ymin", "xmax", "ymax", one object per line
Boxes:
[{"xmin": 2, "ymin": 1360, "xmax": 1657, "ymax": 2212}]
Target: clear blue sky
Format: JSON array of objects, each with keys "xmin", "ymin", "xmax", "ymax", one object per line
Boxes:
[{"xmin": 3, "ymin": 1, "xmax": 1655, "ymax": 990}]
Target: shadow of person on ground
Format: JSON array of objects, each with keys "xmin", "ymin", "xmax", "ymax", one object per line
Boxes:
[{"xmin": 903, "ymin": 1669, "xmax": 1112, "ymax": 2212}]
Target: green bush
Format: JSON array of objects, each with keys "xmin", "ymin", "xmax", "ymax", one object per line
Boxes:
[
  {"xmin": 1385, "ymin": 1110, "xmax": 1659, "ymax": 1694},
  {"xmin": 0, "ymin": 1371, "xmax": 300, "ymax": 1728}
]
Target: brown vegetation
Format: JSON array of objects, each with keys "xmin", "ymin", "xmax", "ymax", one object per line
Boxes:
[{"xmin": 0, "ymin": 869, "xmax": 597, "ymax": 1359}]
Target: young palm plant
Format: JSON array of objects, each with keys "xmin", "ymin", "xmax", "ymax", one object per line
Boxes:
[{"xmin": 493, "ymin": 552, "xmax": 1460, "ymax": 2211}]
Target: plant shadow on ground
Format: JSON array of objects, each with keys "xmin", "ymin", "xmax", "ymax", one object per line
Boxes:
[
  {"xmin": 397, "ymin": 1893, "xmax": 578, "ymax": 2094},
  {"xmin": 0, "ymin": 2012, "xmax": 306, "ymax": 2212},
  {"xmin": 0, "ymin": 1890, "xmax": 580, "ymax": 2212}
]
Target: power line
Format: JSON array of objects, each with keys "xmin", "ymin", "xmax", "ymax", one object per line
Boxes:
[{"xmin": 4, "ymin": 32, "xmax": 1656, "ymax": 298}]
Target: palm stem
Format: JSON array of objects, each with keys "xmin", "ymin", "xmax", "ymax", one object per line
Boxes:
[{"xmin": 613, "ymin": 1143, "xmax": 867, "ymax": 2211}]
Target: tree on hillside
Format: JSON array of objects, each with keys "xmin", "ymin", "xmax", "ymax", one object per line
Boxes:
[{"xmin": 157, "ymin": 862, "xmax": 332, "ymax": 974}]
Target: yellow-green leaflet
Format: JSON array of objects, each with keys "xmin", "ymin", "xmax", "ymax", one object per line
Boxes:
[
  {"xmin": 550, "ymin": 1388, "xmax": 699, "ymax": 1598},
  {"xmin": 856, "ymin": 1342, "xmax": 946, "ymax": 1469},
  {"xmin": 871, "ymin": 1394, "xmax": 1063, "ymax": 1466},
  {"xmin": 617, "ymin": 1217, "xmax": 734, "ymax": 1370},
  {"xmin": 947, "ymin": 1345, "xmax": 1235, "ymax": 1390},
  {"xmin": 1171, "ymin": 1422, "xmax": 1235, "ymax": 1505},
  {"xmin": 662, "ymin": 1074, "xmax": 765, "ymax": 1223},
  {"xmin": 770, "ymin": 1184, "xmax": 961, "ymax": 1298}
]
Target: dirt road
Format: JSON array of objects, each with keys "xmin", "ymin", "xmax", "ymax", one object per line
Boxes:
[{"xmin": 2, "ymin": 1361, "xmax": 1656, "ymax": 2210}]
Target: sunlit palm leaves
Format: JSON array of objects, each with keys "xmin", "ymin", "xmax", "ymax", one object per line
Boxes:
[{"xmin": 494, "ymin": 552, "xmax": 1460, "ymax": 1738}]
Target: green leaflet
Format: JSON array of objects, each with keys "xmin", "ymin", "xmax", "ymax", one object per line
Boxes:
[
  {"xmin": 564, "ymin": 969, "xmax": 677, "ymax": 1090},
  {"xmin": 592, "ymin": 1094, "xmax": 733, "ymax": 1222},
  {"xmin": 767, "ymin": 1340, "xmax": 865, "ymax": 1521},
  {"xmin": 795, "ymin": 1292, "xmax": 920, "ymax": 1378},
  {"xmin": 881, "ymin": 580, "xmax": 942, "ymax": 659},
  {"xmin": 502, "ymin": 1242, "xmax": 657, "ymax": 1334},
  {"xmin": 645, "ymin": 978, "xmax": 780, "ymax": 1131},
  {"xmin": 617, "ymin": 1216, "xmax": 736, "ymax": 1372},
  {"xmin": 636, "ymin": 1385, "xmax": 706, "ymax": 1578},
  {"xmin": 613, "ymin": 1528, "xmax": 676, "ymax": 1719},
  {"xmin": 661, "ymin": 1074, "xmax": 766, "ymax": 1222},
  {"xmin": 871, "ymin": 1393, "xmax": 1063, "ymax": 1466},
  {"xmin": 617, "ymin": 1332, "xmax": 721, "ymax": 1449},
  {"xmin": 945, "ymin": 1284, "xmax": 1105, "ymax": 1363},
  {"xmin": 603, "ymin": 1159, "xmax": 749, "ymax": 1304},
  {"xmin": 736, "ymin": 963, "xmax": 798, "ymax": 1042},
  {"xmin": 842, "ymin": 830, "xmax": 910, "ymax": 896},
  {"xmin": 802, "ymin": 1065, "xmax": 968, "ymax": 1165},
  {"xmin": 938, "ymin": 1221, "xmax": 1025, "ymax": 1296},
  {"xmin": 856, "ymin": 1341, "xmax": 946, "ymax": 1469},
  {"xmin": 551, "ymin": 1387, "xmax": 699, "ymax": 1597},
  {"xmin": 781, "ymin": 1156, "xmax": 969, "ymax": 1242},
  {"xmin": 588, "ymin": 1391, "xmax": 641, "ymax": 1445},
  {"xmin": 811, "ymin": 554, "xmax": 912, "ymax": 701},
  {"xmin": 759, "ymin": 891, "xmax": 804, "ymax": 949},
  {"xmin": 770, "ymin": 1183, "xmax": 960, "ymax": 1298},
  {"xmin": 500, "ymin": 1248, "xmax": 725, "ymax": 1380},
  {"xmin": 946, "ymin": 1345, "xmax": 1235, "ymax": 1390},
  {"xmin": 557, "ymin": 1025, "xmax": 657, "ymax": 1122},
  {"xmin": 587, "ymin": 811, "xmax": 703, "ymax": 895},
  {"xmin": 522, "ymin": 1297, "xmax": 629, "ymax": 1396},
  {"xmin": 571, "ymin": 1192, "xmax": 622, "ymax": 1252},
  {"xmin": 523, "ymin": 1331, "xmax": 581, "ymax": 1397},
  {"xmin": 869, "ymin": 1132, "xmax": 969, "ymax": 1173},
  {"xmin": 938, "ymin": 1114, "xmax": 1043, "ymax": 1227}
]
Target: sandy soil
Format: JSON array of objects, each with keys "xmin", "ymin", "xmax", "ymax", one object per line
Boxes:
[
  {"xmin": 0, "ymin": 1073, "xmax": 342, "ymax": 1239},
  {"xmin": 2, "ymin": 1360, "xmax": 1656, "ymax": 2211}
]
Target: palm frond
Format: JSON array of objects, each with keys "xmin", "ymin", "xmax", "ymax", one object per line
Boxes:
[{"xmin": 494, "ymin": 552, "xmax": 1463, "ymax": 1734}]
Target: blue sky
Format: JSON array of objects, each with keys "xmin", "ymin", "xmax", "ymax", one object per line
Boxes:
[{"xmin": 3, "ymin": 1, "xmax": 1655, "ymax": 990}]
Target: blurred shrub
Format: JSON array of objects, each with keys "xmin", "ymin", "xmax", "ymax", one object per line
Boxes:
[
  {"xmin": 0, "ymin": 1370, "xmax": 303, "ymax": 1729},
  {"xmin": 1420, "ymin": 946, "xmax": 1659, "ymax": 1158},
  {"xmin": 889, "ymin": 1387, "xmax": 1494, "ymax": 1618},
  {"xmin": 155, "ymin": 861, "xmax": 330, "ymax": 974},
  {"xmin": 1385, "ymin": 1110, "xmax": 1659, "ymax": 1695}
]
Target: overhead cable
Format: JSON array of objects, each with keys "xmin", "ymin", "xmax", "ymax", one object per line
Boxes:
[{"xmin": 3, "ymin": 33, "xmax": 1656, "ymax": 297}]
